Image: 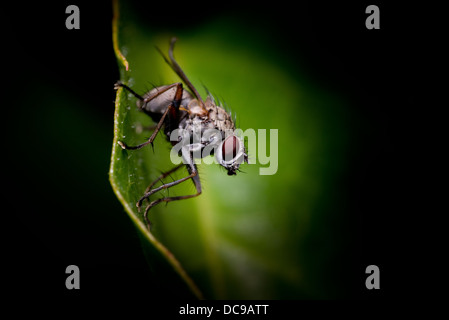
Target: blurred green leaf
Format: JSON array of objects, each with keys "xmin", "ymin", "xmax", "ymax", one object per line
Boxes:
[{"xmin": 110, "ymin": 1, "xmax": 353, "ymax": 299}]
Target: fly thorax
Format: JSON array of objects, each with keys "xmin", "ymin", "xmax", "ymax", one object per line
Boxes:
[
  {"xmin": 187, "ymin": 99, "xmax": 208, "ymax": 117},
  {"xmin": 207, "ymin": 105, "xmax": 235, "ymax": 132}
]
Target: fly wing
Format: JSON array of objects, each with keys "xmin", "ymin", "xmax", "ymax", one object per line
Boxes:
[{"xmin": 139, "ymin": 85, "xmax": 193, "ymax": 116}]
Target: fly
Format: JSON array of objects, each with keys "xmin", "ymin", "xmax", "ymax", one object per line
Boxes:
[{"xmin": 114, "ymin": 37, "xmax": 248, "ymax": 229}]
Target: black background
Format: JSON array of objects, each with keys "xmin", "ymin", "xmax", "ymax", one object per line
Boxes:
[{"xmin": 5, "ymin": 0, "xmax": 436, "ymax": 306}]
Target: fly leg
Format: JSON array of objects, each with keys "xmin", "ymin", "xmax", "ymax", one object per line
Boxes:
[
  {"xmin": 156, "ymin": 38, "xmax": 208, "ymax": 116},
  {"xmin": 140, "ymin": 155, "xmax": 202, "ymax": 230},
  {"xmin": 136, "ymin": 153, "xmax": 197, "ymax": 211},
  {"xmin": 114, "ymin": 81, "xmax": 183, "ymax": 150},
  {"xmin": 143, "ymin": 164, "xmax": 185, "ymax": 196}
]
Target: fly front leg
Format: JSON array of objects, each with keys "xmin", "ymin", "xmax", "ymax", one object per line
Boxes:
[
  {"xmin": 114, "ymin": 81, "xmax": 183, "ymax": 150},
  {"xmin": 136, "ymin": 154, "xmax": 198, "ymax": 211},
  {"xmin": 144, "ymin": 163, "xmax": 185, "ymax": 196},
  {"xmin": 143, "ymin": 160, "xmax": 202, "ymax": 230}
]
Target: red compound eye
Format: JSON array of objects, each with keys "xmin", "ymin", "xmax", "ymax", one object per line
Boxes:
[{"xmin": 222, "ymin": 136, "xmax": 239, "ymax": 161}]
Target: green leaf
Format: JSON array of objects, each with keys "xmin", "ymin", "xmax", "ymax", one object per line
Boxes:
[
  {"xmin": 110, "ymin": 0, "xmax": 204, "ymax": 299},
  {"xmin": 110, "ymin": 1, "xmax": 354, "ymax": 299}
]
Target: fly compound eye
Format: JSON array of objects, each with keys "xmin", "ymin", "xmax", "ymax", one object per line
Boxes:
[{"xmin": 222, "ymin": 136, "xmax": 239, "ymax": 161}]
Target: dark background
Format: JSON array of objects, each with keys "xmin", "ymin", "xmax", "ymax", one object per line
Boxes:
[{"xmin": 5, "ymin": 0, "xmax": 433, "ymax": 303}]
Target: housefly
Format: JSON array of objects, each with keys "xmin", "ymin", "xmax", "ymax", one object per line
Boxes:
[{"xmin": 114, "ymin": 37, "xmax": 248, "ymax": 229}]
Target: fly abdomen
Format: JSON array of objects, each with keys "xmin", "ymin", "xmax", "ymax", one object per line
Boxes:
[{"xmin": 138, "ymin": 85, "xmax": 193, "ymax": 123}]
